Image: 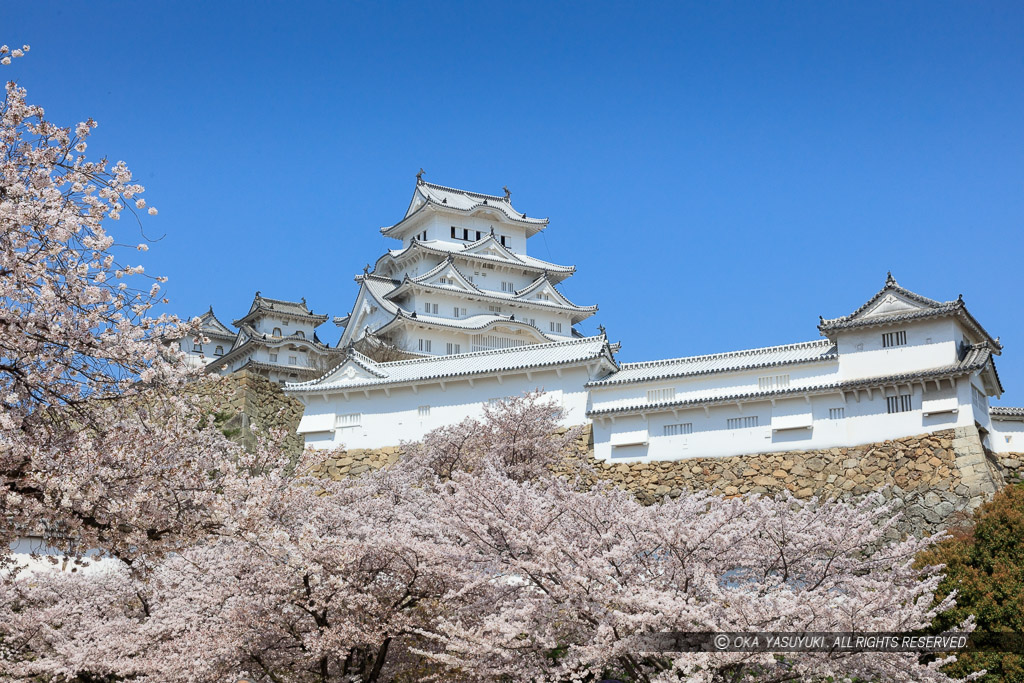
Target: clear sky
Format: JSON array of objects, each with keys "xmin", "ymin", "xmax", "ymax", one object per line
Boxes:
[{"xmin": 4, "ymin": 2, "xmax": 1023, "ymax": 403}]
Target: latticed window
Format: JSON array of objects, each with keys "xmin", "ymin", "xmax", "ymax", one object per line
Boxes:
[
  {"xmin": 828, "ymin": 407, "xmax": 845, "ymax": 420},
  {"xmin": 335, "ymin": 413, "xmax": 360, "ymax": 428},
  {"xmin": 418, "ymin": 406, "xmax": 430, "ymax": 418},
  {"xmin": 882, "ymin": 330, "xmax": 907, "ymax": 348},
  {"xmin": 663, "ymin": 423, "xmax": 693, "ymax": 436},
  {"xmin": 727, "ymin": 416, "xmax": 759, "ymax": 429},
  {"xmin": 886, "ymin": 394, "xmax": 913, "ymax": 413},
  {"xmin": 758, "ymin": 374, "xmax": 790, "ymax": 390},
  {"xmin": 646, "ymin": 387, "xmax": 675, "ymax": 403}
]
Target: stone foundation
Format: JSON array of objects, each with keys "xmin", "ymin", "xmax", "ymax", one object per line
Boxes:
[
  {"xmin": 308, "ymin": 423, "xmax": 1007, "ymax": 537},
  {"xmin": 198, "ymin": 378, "xmax": 1007, "ymax": 536}
]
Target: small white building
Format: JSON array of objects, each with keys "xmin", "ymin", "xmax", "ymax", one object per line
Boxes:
[
  {"xmin": 179, "ymin": 293, "xmax": 341, "ymax": 384},
  {"xmin": 176, "ymin": 307, "xmax": 237, "ymax": 369},
  {"xmin": 288, "ymin": 176, "xmax": 1023, "ymax": 462}
]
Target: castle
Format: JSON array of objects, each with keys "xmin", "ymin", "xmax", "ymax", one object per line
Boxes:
[{"xmin": 196, "ymin": 175, "xmax": 1024, "ymax": 464}]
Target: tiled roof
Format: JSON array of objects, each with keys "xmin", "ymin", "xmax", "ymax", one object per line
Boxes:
[
  {"xmin": 389, "ymin": 274, "xmax": 597, "ymax": 320},
  {"xmin": 374, "ymin": 309, "xmax": 561, "ymax": 340},
  {"xmin": 587, "ymin": 340, "xmax": 838, "ymax": 387},
  {"xmin": 818, "ymin": 275, "xmax": 1001, "ymax": 351},
  {"xmin": 381, "ymin": 180, "xmax": 548, "ymax": 237},
  {"xmin": 284, "ymin": 335, "xmax": 617, "ymax": 394},
  {"xmin": 588, "ymin": 345, "xmax": 998, "ymax": 417},
  {"xmin": 197, "ymin": 307, "xmax": 236, "ymax": 339},
  {"xmin": 233, "ymin": 292, "xmax": 329, "ymax": 327},
  {"xmin": 990, "ymin": 406, "xmax": 1024, "ymax": 419},
  {"xmin": 376, "ymin": 237, "xmax": 575, "ymax": 279}
]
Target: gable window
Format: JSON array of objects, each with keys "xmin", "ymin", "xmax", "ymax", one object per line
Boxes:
[
  {"xmin": 446, "ymin": 342, "xmax": 461, "ymax": 355},
  {"xmin": 272, "ymin": 327, "xmax": 282, "ymax": 337},
  {"xmin": 882, "ymin": 330, "xmax": 907, "ymax": 348},
  {"xmin": 727, "ymin": 416, "xmax": 759, "ymax": 429},
  {"xmin": 418, "ymin": 405, "xmax": 431, "ymax": 418},
  {"xmin": 438, "ymin": 277, "xmax": 452, "ymax": 285},
  {"xmin": 335, "ymin": 413, "xmax": 361, "ymax": 429},
  {"xmin": 647, "ymin": 387, "xmax": 675, "ymax": 403},
  {"xmin": 214, "ymin": 345, "xmax": 224, "ymax": 356},
  {"xmin": 550, "ymin": 321, "xmax": 563, "ymax": 333},
  {"xmin": 828, "ymin": 407, "xmax": 845, "ymax": 420},
  {"xmin": 295, "ymin": 330, "xmax": 304, "ymax": 339},
  {"xmin": 418, "ymin": 338, "xmax": 432, "ymax": 352},
  {"xmin": 663, "ymin": 423, "xmax": 693, "ymax": 436},
  {"xmin": 886, "ymin": 393, "xmax": 913, "ymax": 414}
]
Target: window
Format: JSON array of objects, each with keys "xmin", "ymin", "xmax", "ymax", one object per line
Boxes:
[
  {"xmin": 828, "ymin": 407, "xmax": 845, "ymax": 420},
  {"xmin": 972, "ymin": 385, "xmax": 988, "ymax": 412},
  {"xmin": 295, "ymin": 330, "xmax": 304, "ymax": 339},
  {"xmin": 423, "ymin": 302, "xmax": 438, "ymax": 314},
  {"xmin": 647, "ymin": 387, "xmax": 676, "ymax": 403},
  {"xmin": 288, "ymin": 355, "xmax": 298, "ymax": 365},
  {"xmin": 192, "ymin": 342, "xmax": 202, "ymax": 352},
  {"xmin": 446, "ymin": 342, "xmax": 461, "ymax": 355},
  {"xmin": 499, "ymin": 235, "xmax": 508, "ymax": 247},
  {"xmin": 272, "ymin": 327, "xmax": 282, "ymax": 337},
  {"xmin": 487, "ymin": 398, "xmax": 502, "ymax": 406},
  {"xmin": 550, "ymin": 321, "xmax": 563, "ymax": 333},
  {"xmin": 269, "ymin": 353, "xmax": 278, "ymax": 362},
  {"xmin": 528, "ymin": 318, "xmax": 536, "ymax": 326},
  {"xmin": 882, "ymin": 330, "xmax": 907, "ymax": 348},
  {"xmin": 488, "ymin": 305, "xmax": 502, "ymax": 313},
  {"xmin": 453, "ymin": 307, "xmax": 466, "ymax": 317},
  {"xmin": 418, "ymin": 339, "xmax": 432, "ymax": 352},
  {"xmin": 415, "ymin": 230, "xmax": 427, "ymax": 241},
  {"xmin": 758, "ymin": 374, "xmax": 790, "ymax": 391},
  {"xmin": 663, "ymin": 423, "xmax": 693, "ymax": 436},
  {"xmin": 886, "ymin": 394, "xmax": 913, "ymax": 414},
  {"xmin": 536, "ymin": 293, "xmax": 551, "ymax": 301},
  {"xmin": 335, "ymin": 413, "xmax": 361, "ymax": 428},
  {"xmin": 501, "ymin": 281, "xmax": 515, "ymax": 293},
  {"xmin": 214, "ymin": 345, "xmax": 224, "ymax": 356},
  {"xmin": 727, "ymin": 416, "xmax": 759, "ymax": 429},
  {"xmin": 471, "ymin": 335, "xmax": 528, "ymax": 352},
  {"xmin": 418, "ymin": 406, "xmax": 430, "ymax": 418},
  {"xmin": 438, "ymin": 277, "xmax": 452, "ymax": 285}
]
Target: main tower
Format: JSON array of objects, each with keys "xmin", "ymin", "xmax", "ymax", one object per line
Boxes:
[{"xmin": 335, "ymin": 173, "xmax": 597, "ymax": 356}]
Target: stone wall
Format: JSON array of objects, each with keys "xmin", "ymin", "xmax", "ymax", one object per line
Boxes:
[
  {"xmin": 195, "ymin": 371, "xmax": 306, "ymax": 455},
  {"xmin": 308, "ymin": 422, "xmax": 1009, "ymax": 537}
]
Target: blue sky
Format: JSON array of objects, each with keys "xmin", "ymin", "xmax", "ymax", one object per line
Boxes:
[{"xmin": 4, "ymin": 2, "xmax": 1024, "ymax": 403}]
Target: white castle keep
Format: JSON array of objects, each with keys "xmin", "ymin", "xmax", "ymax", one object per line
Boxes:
[{"xmin": 271, "ymin": 176, "xmax": 1024, "ymax": 461}]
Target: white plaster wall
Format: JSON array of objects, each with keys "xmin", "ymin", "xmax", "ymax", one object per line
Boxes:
[
  {"xmin": 989, "ymin": 418, "xmax": 1024, "ymax": 454},
  {"xmin": 402, "ymin": 214, "xmax": 530, "ymax": 254},
  {"xmin": 835, "ymin": 319, "xmax": 958, "ymax": 380},
  {"xmin": 296, "ymin": 365, "xmax": 594, "ymax": 450},
  {"xmin": 588, "ymin": 360, "xmax": 842, "ymax": 413},
  {"xmin": 592, "ymin": 383, "xmax": 973, "ymax": 462}
]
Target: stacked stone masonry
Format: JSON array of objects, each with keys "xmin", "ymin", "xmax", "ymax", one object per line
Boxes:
[{"xmin": 309, "ymin": 423, "xmax": 1011, "ymax": 537}]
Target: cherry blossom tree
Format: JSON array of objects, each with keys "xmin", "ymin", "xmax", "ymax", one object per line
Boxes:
[{"xmin": 0, "ymin": 46, "xmax": 978, "ymax": 683}]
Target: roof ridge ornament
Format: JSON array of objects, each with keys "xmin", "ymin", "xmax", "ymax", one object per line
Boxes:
[
  {"xmin": 416, "ymin": 168, "xmax": 424, "ymax": 183},
  {"xmin": 503, "ymin": 185, "xmax": 510, "ymax": 200},
  {"xmin": 886, "ymin": 271, "xmax": 896, "ymax": 286},
  {"xmin": 598, "ymin": 324, "xmax": 606, "ymax": 337},
  {"xmin": 363, "ymin": 263, "xmax": 370, "ymax": 276}
]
